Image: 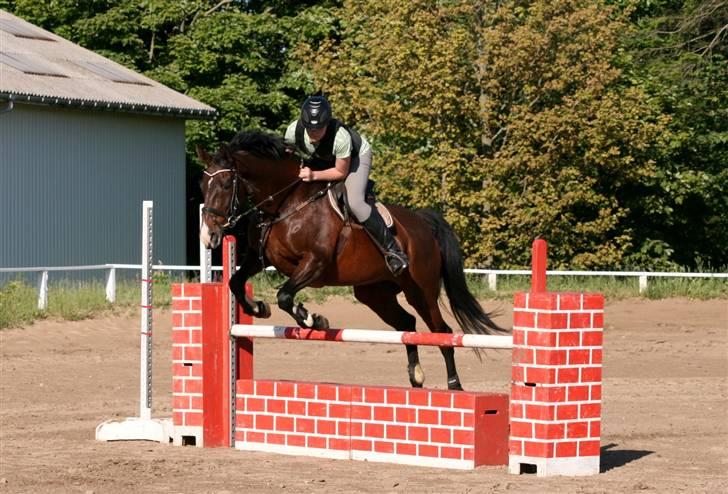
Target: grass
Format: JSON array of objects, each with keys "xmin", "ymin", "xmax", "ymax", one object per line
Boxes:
[
  {"xmin": 1, "ymin": 271, "xmax": 725, "ymax": 329},
  {"xmin": 464, "ymin": 273, "xmax": 728, "ymax": 300},
  {"xmin": 0, "ymin": 272, "xmax": 176, "ymax": 329}
]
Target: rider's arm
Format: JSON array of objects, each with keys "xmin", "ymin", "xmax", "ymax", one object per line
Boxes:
[{"xmin": 307, "ymin": 157, "xmax": 350, "ymax": 181}]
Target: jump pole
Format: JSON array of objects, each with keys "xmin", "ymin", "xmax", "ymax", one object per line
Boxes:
[
  {"xmin": 171, "ymin": 236, "xmax": 604, "ymax": 475},
  {"xmin": 96, "ymin": 201, "xmax": 173, "ymax": 442}
]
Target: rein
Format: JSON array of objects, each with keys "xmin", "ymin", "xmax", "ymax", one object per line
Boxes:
[
  {"xmin": 256, "ymin": 180, "xmax": 336, "ymax": 277},
  {"xmin": 202, "ymin": 164, "xmax": 336, "ymax": 286},
  {"xmin": 201, "ymin": 169, "xmax": 303, "ymax": 229},
  {"xmin": 202, "ymin": 167, "xmax": 333, "ymax": 231},
  {"xmin": 258, "ymin": 182, "xmax": 334, "ymax": 227}
]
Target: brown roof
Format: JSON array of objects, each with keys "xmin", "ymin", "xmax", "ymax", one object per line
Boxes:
[{"xmin": 0, "ymin": 10, "xmax": 215, "ymax": 119}]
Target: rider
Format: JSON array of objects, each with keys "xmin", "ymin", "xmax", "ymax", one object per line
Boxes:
[{"xmin": 284, "ymin": 95, "xmax": 409, "ymax": 276}]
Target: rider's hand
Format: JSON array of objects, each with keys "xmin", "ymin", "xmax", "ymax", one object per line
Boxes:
[{"xmin": 299, "ymin": 167, "xmax": 315, "ymax": 182}]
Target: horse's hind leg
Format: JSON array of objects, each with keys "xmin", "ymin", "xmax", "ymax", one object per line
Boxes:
[
  {"xmin": 402, "ymin": 285, "xmax": 463, "ymax": 391},
  {"xmin": 353, "ymin": 283, "xmax": 424, "ymax": 388}
]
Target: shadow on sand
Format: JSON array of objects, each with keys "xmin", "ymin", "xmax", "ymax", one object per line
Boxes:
[{"xmin": 600, "ymin": 443, "xmax": 654, "ymax": 472}]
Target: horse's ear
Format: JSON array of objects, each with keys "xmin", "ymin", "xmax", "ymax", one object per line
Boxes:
[{"xmin": 196, "ymin": 145, "xmax": 213, "ymax": 166}]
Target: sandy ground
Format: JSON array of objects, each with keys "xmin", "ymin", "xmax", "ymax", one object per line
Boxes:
[{"xmin": 1, "ymin": 297, "xmax": 727, "ymax": 494}]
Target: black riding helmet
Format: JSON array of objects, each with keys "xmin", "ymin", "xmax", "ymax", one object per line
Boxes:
[{"xmin": 300, "ymin": 95, "xmax": 332, "ymax": 129}]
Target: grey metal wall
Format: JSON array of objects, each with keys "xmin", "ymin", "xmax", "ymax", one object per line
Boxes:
[{"xmin": 0, "ymin": 103, "xmax": 186, "ymax": 271}]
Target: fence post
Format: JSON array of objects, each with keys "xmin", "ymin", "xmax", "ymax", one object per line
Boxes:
[
  {"xmin": 488, "ymin": 273, "xmax": 497, "ymax": 291},
  {"xmin": 37, "ymin": 270, "xmax": 48, "ymax": 310},
  {"xmin": 106, "ymin": 267, "xmax": 116, "ymax": 303},
  {"xmin": 639, "ymin": 275, "xmax": 648, "ymax": 294}
]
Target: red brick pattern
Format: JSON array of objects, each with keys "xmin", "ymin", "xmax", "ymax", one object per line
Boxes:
[
  {"xmin": 510, "ymin": 292, "xmax": 604, "ymax": 460},
  {"xmin": 236, "ymin": 379, "xmax": 509, "ymax": 467},
  {"xmin": 172, "ymin": 283, "xmax": 203, "ymax": 429}
]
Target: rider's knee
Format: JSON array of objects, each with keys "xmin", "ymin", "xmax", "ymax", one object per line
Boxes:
[{"xmin": 349, "ymin": 199, "xmax": 371, "ymax": 223}]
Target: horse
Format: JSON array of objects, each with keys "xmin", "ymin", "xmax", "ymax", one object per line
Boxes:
[{"xmin": 197, "ymin": 130, "xmax": 508, "ymax": 391}]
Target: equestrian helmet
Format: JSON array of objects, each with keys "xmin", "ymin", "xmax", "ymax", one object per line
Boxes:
[{"xmin": 300, "ymin": 95, "xmax": 332, "ymax": 129}]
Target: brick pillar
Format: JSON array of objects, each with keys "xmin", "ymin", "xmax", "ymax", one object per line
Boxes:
[
  {"xmin": 509, "ymin": 290, "xmax": 604, "ymax": 476},
  {"xmin": 172, "ymin": 268, "xmax": 253, "ymax": 449},
  {"xmin": 171, "ymin": 283, "xmax": 204, "ymax": 446}
]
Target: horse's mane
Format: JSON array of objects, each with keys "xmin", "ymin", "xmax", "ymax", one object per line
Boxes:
[{"xmin": 228, "ymin": 130, "xmax": 290, "ymax": 161}]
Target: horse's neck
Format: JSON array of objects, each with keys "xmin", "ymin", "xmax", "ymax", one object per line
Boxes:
[{"xmin": 245, "ymin": 157, "xmax": 308, "ymax": 214}]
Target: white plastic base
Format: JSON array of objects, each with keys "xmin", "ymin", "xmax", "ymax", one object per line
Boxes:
[
  {"xmin": 95, "ymin": 417, "xmax": 173, "ymax": 443},
  {"xmin": 509, "ymin": 455, "xmax": 600, "ymax": 476}
]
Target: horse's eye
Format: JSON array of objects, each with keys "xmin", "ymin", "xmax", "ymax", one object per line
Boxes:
[{"xmin": 222, "ymin": 181, "xmax": 233, "ymax": 190}]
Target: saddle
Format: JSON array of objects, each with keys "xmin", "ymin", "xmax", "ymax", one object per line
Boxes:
[{"xmin": 327, "ymin": 181, "xmax": 394, "ymax": 228}]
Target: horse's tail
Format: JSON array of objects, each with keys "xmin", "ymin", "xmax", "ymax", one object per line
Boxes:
[{"xmin": 415, "ymin": 208, "xmax": 509, "ymax": 336}]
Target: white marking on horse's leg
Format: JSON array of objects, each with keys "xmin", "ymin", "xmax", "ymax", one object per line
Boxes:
[
  {"xmin": 200, "ymin": 223, "xmax": 212, "ymax": 248},
  {"xmin": 304, "ymin": 313, "xmax": 314, "ymax": 328},
  {"xmin": 414, "ymin": 363, "xmax": 425, "ymax": 385}
]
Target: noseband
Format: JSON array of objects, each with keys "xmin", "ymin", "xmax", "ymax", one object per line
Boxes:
[{"xmin": 202, "ymin": 169, "xmax": 243, "ymax": 229}]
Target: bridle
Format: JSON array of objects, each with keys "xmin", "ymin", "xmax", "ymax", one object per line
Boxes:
[
  {"xmin": 201, "ymin": 167, "xmax": 307, "ymax": 232},
  {"xmin": 201, "ymin": 168, "xmax": 244, "ymax": 229},
  {"xmin": 202, "ymin": 162, "xmax": 336, "ymax": 272}
]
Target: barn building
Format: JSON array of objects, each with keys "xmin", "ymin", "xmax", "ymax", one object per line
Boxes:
[{"xmin": 0, "ymin": 10, "xmax": 214, "ymax": 276}]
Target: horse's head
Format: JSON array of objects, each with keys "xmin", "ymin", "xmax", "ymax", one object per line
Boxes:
[
  {"xmin": 198, "ymin": 131, "xmax": 303, "ymax": 248},
  {"xmin": 197, "ymin": 144, "xmax": 243, "ymax": 249}
]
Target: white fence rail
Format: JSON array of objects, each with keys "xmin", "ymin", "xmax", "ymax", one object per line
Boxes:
[
  {"xmin": 2, "ymin": 202, "xmax": 726, "ymax": 310},
  {"xmin": 462, "ymin": 268, "xmax": 728, "ymax": 293},
  {"xmin": 2, "ymin": 263, "xmax": 726, "ymax": 311}
]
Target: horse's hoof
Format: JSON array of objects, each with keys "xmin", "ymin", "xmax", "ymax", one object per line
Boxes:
[
  {"xmin": 312, "ymin": 314, "xmax": 329, "ymax": 329},
  {"xmin": 408, "ymin": 363, "xmax": 425, "ymax": 387},
  {"xmin": 255, "ymin": 301, "xmax": 271, "ymax": 318}
]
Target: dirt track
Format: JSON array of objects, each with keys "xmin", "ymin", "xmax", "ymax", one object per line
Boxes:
[{"xmin": 1, "ymin": 297, "xmax": 726, "ymax": 493}]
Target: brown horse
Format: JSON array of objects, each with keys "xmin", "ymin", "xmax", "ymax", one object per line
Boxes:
[{"xmin": 197, "ymin": 131, "xmax": 508, "ymax": 390}]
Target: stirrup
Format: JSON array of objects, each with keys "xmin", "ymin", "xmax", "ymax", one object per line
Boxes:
[{"xmin": 385, "ymin": 252, "xmax": 408, "ymax": 276}]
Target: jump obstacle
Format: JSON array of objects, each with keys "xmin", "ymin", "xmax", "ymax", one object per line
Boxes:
[{"xmin": 169, "ymin": 236, "xmax": 605, "ymax": 476}]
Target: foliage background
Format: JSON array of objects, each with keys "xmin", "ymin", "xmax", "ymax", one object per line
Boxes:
[{"xmin": 3, "ymin": 0, "xmax": 726, "ymax": 270}]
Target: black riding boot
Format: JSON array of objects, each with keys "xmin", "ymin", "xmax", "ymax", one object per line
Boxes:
[{"xmin": 362, "ymin": 212, "xmax": 409, "ymax": 276}]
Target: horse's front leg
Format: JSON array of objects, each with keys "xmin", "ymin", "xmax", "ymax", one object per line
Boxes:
[
  {"xmin": 276, "ymin": 255, "xmax": 329, "ymax": 329},
  {"xmin": 229, "ymin": 252, "xmax": 271, "ymax": 318}
]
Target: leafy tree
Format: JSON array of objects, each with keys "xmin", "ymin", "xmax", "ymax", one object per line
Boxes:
[
  {"xmin": 622, "ymin": 0, "xmax": 728, "ymax": 268},
  {"xmin": 7, "ymin": 0, "xmax": 723, "ymax": 269},
  {"xmin": 304, "ymin": 0, "xmax": 669, "ymax": 268}
]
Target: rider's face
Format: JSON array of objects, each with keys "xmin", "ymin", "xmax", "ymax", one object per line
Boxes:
[{"xmin": 306, "ymin": 125, "xmax": 327, "ymax": 143}]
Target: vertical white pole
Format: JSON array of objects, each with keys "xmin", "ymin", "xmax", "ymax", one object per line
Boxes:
[
  {"xmin": 106, "ymin": 267, "xmax": 116, "ymax": 303},
  {"xmin": 37, "ymin": 270, "xmax": 48, "ymax": 310},
  {"xmin": 488, "ymin": 273, "xmax": 497, "ymax": 291},
  {"xmin": 199, "ymin": 204, "xmax": 211, "ymax": 282},
  {"xmin": 639, "ymin": 275, "xmax": 648, "ymax": 294},
  {"xmin": 140, "ymin": 201, "xmax": 153, "ymax": 420}
]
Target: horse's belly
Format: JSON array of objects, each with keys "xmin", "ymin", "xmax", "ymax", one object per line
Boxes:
[{"xmin": 322, "ymin": 229, "xmax": 390, "ymax": 285}]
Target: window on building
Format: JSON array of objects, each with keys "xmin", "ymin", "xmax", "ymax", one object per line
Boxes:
[
  {"xmin": 0, "ymin": 52, "xmax": 67, "ymax": 77},
  {"xmin": 0, "ymin": 18, "xmax": 56, "ymax": 41},
  {"xmin": 71, "ymin": 60, "xmax": 151, "ymax": 86}
]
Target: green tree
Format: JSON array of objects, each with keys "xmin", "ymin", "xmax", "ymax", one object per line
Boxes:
[
  {"xmin": 622, "ymin": 0, "xmax": 728, "ymax": 268},
  {"xmin": 304, "ymin": 0, "xmax": 669, "ymax": 268}
]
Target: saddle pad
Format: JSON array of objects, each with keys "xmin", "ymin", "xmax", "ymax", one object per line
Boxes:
[{"xmin": 327, "ymin": 186, "xmax": 393, "ymax": 228}]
